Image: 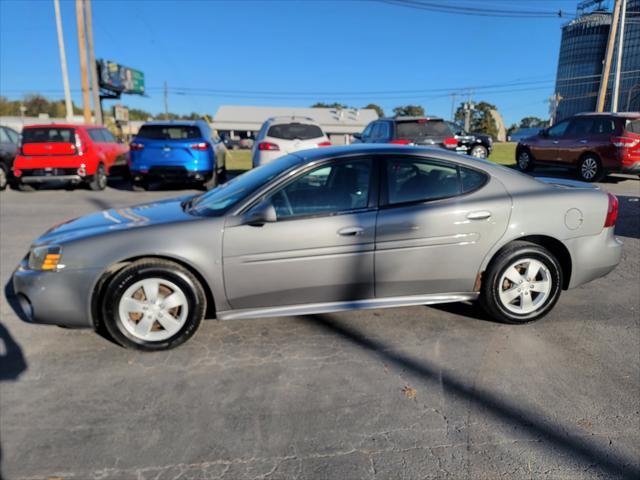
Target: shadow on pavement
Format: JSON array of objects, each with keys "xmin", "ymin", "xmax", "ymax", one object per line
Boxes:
[
  {"xmin": 615, "ymin": 195, "xmax": 640, "ymax": 240},
  {"xmin": 305, "ymin": 314, "xmax": 639, "ymax": 479}
]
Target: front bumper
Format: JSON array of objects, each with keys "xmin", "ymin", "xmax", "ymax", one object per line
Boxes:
[
  {"xmin": 565, "ymin": 227, "xmax": 622, "ymax": 289},
  {"xmin": 11, "ymin": 261, "xmax": 100, "ymax": 328}
]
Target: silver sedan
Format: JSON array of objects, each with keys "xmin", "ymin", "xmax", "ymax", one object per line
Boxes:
[{"xmin": 10, "ymin": 145, "xmax": 622, "ymax": 350}]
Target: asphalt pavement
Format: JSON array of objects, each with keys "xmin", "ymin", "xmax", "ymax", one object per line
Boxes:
[{"xmin": 1, "ymin": 173, "xmax": 639, "ymax": 480}]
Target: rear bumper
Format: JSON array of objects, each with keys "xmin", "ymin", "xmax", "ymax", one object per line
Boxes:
[
  {"xmin": 10, "ymin": 261, "xmax": 99, "ymax": 328},
  {"xmin": 21, "ymin": 174, "xmax": 83, "ymax": 184},
  {"xmin": 565, "ymin": 227, "xmax": 622, "ymax": 289},
  {"xmin": 130, "ymin": 167, "xmax": 212, "ymax": 181},
  {"xmin": 621, "ymin": 161, "xmax": 640, "ymax": 174}
]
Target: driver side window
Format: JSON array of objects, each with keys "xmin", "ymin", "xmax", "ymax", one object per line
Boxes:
[
  {"xmin": 267, "ymin": 159, "xmax": 372, "ymax": 219},
  {"xmin": 547, "ymin": 120, "xmax": 569, "ymax": 138}
]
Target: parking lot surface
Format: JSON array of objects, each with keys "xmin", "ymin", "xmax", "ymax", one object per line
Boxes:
[{"xmin": 1, "ymin": 175, "xmax": 639, "ymax": 480}]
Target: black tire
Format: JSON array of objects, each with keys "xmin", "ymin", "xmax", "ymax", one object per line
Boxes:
[
  {"xmin": 16, "ymin": 182, "xmax": 37, "ymax": 192},
  {"xmin": 480, "ymin": 241, "xmax": 562, "ymax": 324},
  {"xmin": 577, "ymin": 154, "xmax": 604, "ymax": 182},
  {"xmin": 0, "ymin": 165, "xmax": 7, "ymax": 191},
  {"xmin": 131, "ymin": 176, "xmax": 148, "ymax": 192},
  {"xmin": 203, "ymin": 168, "xmax": 218, "ymax": 191},
  {"xmin": 101, "ymin": 259, "xmax": 206, "ymax": 351},
  {"xmin": 469, "ymin": 145, "xmax": 488, "ymax": 159},
  {"xmin": 516, "ymin": 148, "xmax": 535, "ymax": 172},
  {"xmin": 88, "ymin": 163, "xmax": 107, "ymax": 191}
]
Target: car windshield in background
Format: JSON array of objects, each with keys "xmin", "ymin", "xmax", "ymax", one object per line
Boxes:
[
  {"xmin": 187, "ymin": 154, "xmax": 302, "ymax": 216},
  {"xmin": 22, "ymin": 128, "xmax": 74, "ymax": 143},
  {"xmin": 268, "ymin": 123, "xmax": 323, "ymax": 140},
  {"xmin": 136, "ymin": 125, "xmax": 201, "ymax": 140},
  {"xmin": 397, "ymin": 120, "xmax": 450, "ymax": 139}
]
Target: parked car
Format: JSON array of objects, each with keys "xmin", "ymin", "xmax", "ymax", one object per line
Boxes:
[
  {"xmin": 515, "ymin": 112, "xmax": 640, "ymax": 182},
  {"xmin": 446, "ymin": 121, "xmax": 493, "ymax": 158},
  {"xmin": 508, "ymin": 127, "xmax": 544, "ymax": 143},
  {"xmin": 129, "ymin": 120, "xmax": 220, "ymax": 190},
  {"xmin": 252, "ymin": 116, "xmax": 331, "ymax": 167},
  {"xmin": 354, "ymin": 117, "xmax": 459, "ymax": 151},
  {"xmin": 10, "ymin": 145, "xmax": 621, "ymax": 351},
  {"xmin": 0, "ymin": 125, "xmax": 20, "ymax": 191},
  {"xmin": 12, "ymin": 124, "xmax": 128, "ymax": 191}
]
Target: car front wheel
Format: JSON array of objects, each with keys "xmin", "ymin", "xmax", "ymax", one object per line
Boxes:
[
  {"xmin": 577, "ymin": 154, "xmax": 603, "ymax": 182},
  {"xmin": 88, "ymin": 164, "xmax": 107, "ymax": 191},
  {"xmin": 102, "ymin": 259, "xmax": 207, "ymax": 351},
  {"xmin": 480, "ymin": 241, "xmax": 562, "ymax": 324},
  {"xmin": 0, "ymin": 165, "xmax": 7, "ymax": 191},
  {"xmin": 470, "ymin": 145, "xmax": 488, "ymax": 159},
  {"xmin": 516, "ymin": 149, "xmax": 534, "ymax": 172}
]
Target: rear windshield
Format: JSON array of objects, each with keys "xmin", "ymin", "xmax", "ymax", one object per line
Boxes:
[
  {"xmin": 267, "ymin": 123, "xmax": 324, "ymax": 140},
  {"xmin": 396, "ymin": 120, "xmax": 450, "ymax": 139},
  {"xmin": 625, "ymin": 119, "xmax": 640, "ymax": 134},
  {"xmin": 22, "ymin": 127, "xmax": 74, "ymax": 144},
  {"xmin": 136, "ymin": 125, "xmax": 201, "ymax": 140}
]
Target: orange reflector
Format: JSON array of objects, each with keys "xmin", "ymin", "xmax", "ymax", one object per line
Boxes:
[{"xmin": 41, "ymin": 254, "xmax": 61, "ymax": 270}]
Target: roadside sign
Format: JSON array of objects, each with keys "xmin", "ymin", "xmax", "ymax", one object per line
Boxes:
[
  {"xmin": 113, "ymin": 104, "xmax": 129, "ymax": 123},
  {"xmin": 97, "ymin": 59, "xmax": 145, "ymax": 95}
]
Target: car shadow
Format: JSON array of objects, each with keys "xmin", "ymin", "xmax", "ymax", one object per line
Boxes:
[{"xmin": 304, "ymin": 313, "xmax": 639, "ymax": 479}]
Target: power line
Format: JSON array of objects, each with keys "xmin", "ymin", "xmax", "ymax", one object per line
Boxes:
[{"xmin": 374, "ymin": 0, "xmax": 574, "ymax": 18}]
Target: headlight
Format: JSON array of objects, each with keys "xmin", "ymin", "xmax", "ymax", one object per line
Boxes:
[{"xmin": 28, "ymin": 245, "xmax": 64, "ymax": 271}]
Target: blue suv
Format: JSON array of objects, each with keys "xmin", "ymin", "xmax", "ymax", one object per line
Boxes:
[{"xmin": 129, "ymin": 120, "xmax": 219, "ymax": 190}]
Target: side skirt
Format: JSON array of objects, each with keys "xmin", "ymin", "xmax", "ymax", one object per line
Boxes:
[{"xmin": 217, "ymin": 293, "xmax": 479, "ymax": 321}]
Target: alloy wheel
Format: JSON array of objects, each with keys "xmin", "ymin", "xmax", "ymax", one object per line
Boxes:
[
  {"xmin": 471, "ymin": 146, "xmax": 488, "ymax": 158},
  {"xmin": 0, "ymin": 168, "xmax": 6, "ymax": 189},
  {"xmin": 497, "ymin": 258, "xmax": 552, "ymax": 315},
  {"xmin": 518, "ymin": 152, "xmax": 530, "ymax": 170},
  {"xmin": 117, "ymin": 278, "xmax": 189, "ymax": 342},
  {"xmin": 580, "ymin": 157, "xmax": 598, "ymax": 180}
]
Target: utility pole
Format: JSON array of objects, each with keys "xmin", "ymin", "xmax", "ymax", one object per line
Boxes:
[
  {"xmin": 164, "ymin": 81, "xmax": 169, "ymax": 119},
  {"xmin": 53, "ymin": 0, "xmax": 73, "ymax": 122},
  {"xmin": 449, "ymin": 93, "xmax": 457, "ymax": 121},
  {"xmin": 612, "ymin": 0, "xmax": 628, "ymax": 112},
  {"xmin": 463, "ymin": 91, "xmax": 473, "ymax": 132},
  {"xmin": 84, "ymin": 0, "xmax": 102, "ymax": 124},
  {"xmin": 596, "ymin": 0, "xmax": 622, "ymax": 112},
  {"xmin": 75, "ymin": 0, "xmax": 92, "ymax": 124}
]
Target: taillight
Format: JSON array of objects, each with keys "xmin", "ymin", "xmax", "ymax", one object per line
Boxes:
[
  {"xmin": 258, "ymin": 142, "xmax": 279, "ymax": 151},
  {"xmin": 389, "ymin": 139, "xmax": 412, "ymax": 145},
  {"xmin": 74, "ymin": 132, "xmax": 85, "ymax": 156},
  {"xmin": 604, "ymin": 192, "xmax": 618, "ymax": 228},
  {"xmin": 611, "ymin": 136, "xmax": 639, "ymax": 148},
  {"xmin": 317, "ymin": 141, "xmax": 332, "ymax": 147},
  {"xmin": 130, "ymin": 142, "xmax": 145, "ymax": 150},
  {"xmin": 443, "ymin": 137, "xmax": 458, "ymax": 149},
  {"xmin": 190, "ymin": 142, "xmax": 210, "ymax": 151}
]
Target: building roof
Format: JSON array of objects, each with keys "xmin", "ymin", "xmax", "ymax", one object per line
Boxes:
[{"xmin": 212, "ymin": 105, "xmax": 379, "ymax": 134}]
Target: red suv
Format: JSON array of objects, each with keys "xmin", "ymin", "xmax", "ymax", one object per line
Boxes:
[
  {"xmin": 515, "ymin": 113, "xmax": 640, "ymax": 182},
  {"xmin": 13, "ymin": 124, "xmax": 129, "ymax": 191}
]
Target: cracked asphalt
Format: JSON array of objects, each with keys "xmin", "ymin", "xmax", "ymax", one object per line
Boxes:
[{"xmin": 1, "ymin": 173, "xmax": 639, "ymax": 480}]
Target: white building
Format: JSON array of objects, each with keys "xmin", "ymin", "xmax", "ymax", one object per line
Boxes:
[{"xmin": 212, "ymin": 105, "xmax": 379, "ymax": 145}]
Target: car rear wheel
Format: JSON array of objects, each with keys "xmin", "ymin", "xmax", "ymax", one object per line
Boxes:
[
  {"xmin": 131, "ymin": 176, "xmax": 148, "ymax": 191},
  {"xmin": 0, "ymin": 165, "xmax": 7, "ymax": 191},
  {"xmin": 516, "ymin": 149, "xmax": 535, "ymax": 172},
  {"xmin": 88, "ymin": 164, "xmax": 107, "ymax": 191},
  {"xmin": 102, "ymin": 259, "xmax": 206, "ymax": 351},
  {"xmin": 16, "ymin": 182, "xmax": 37, "ymax": 192},
  {"xmin": 480, "ymin": 241, "xmax": 562, "ymax": 324},
  {"xmin": 577, "ymin": 154, "xmax": 603, "ymax": 182},
  {"xmin": 470, "ymin": 145, "xmax": 488, "ymax": 159}
]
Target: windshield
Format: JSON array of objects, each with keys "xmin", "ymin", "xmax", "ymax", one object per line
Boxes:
[{"xmin": 187, "ymin": 154, "xmax": 303, "ymax": 216}]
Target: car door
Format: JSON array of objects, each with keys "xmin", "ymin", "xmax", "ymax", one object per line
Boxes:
[
  {"xmin": 559, "ymin": 117, "xmax": 595, "ymax": 165},
  {"xmin": 532, "ymin": 120, "xmax": 570, "ymax": 161},
  {"xmin": 375, "ymin": 155, "xmax": 511, "ymax": 297},
  {"xmin": 223, "ymin": 157, "xmax": 377, "ymax": 309}
]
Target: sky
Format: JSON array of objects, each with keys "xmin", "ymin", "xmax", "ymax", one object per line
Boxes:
[{"xmin": 0, "ymin": 0, "xmax": 583, "ymax": 125}]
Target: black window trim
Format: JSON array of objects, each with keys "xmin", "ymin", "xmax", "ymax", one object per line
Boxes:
[{"xmin": 379, "ymin": 154, "xmax": 489, "ymax": 209}]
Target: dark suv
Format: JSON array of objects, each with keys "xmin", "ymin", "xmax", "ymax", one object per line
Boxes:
[
  {"xmin": 446, "ymin": 121, "xmax": 493, "ymax": 158},
  {"xmin": 354, "ymin": 117, "xmax": 458, "ymax": 151},
  {"xmin": 515, "ymin": 112, "xmax": 640, "ymax": 182}
]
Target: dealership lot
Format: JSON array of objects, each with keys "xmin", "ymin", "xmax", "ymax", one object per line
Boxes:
[{"xmin": 1, "ymin": 174, "xmax": 639, "ymax": 479}]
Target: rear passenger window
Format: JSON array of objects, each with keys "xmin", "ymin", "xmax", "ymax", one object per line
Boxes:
[
  {"xmin": 102, "ymin": 129, "xmax": 116, "ymax": 142},
  {"xmin": 386, "ymin": 158, "xmax": 460, "ymax": 205},
  {"xmin": 625, "ymin": 120, "xmax": 640, "ymax": 134},
  {"xmin": 88, "ymin": 129, "xmax": 103, "ymax": 142},
  {"xmin": 591, "ymin": 118, "xmax": 616, "ymax": 135},
  {"xmin": 460, "ymin": 167, "xmax": 487, "ymax": 193}
]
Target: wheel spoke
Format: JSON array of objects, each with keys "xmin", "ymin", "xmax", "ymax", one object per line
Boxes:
[
  {"xmin": 520, "ymin": 293, "xmax": 533, "ymax": 311},
  {"xmin": 141, "ymin": 279, "xmax": 159, "ymax": 303},
  {"xmin": 525, "ymin": 260, "xmax": 542, "ymax": 281},
  {"xmin": 135, "ymin": 314, "xmax": 155, "ymax": 337},
  {"xmin": 531, "ymin": 281, "xmax": 550, "ymax": 293},
  {"xmin": 156, "ymin": 314, "xmax": 181, "ymax": 332},
  {"xmin": 504, "ymin": 267, "xmax": 523, "ymax": 285},
  {"xmin": 501, "ymin": 286, "xmax": 521, "ymax": 303},
  {"xmin": 121, "ymin": 297, "xmax": 146, "ymax": 313},
  {"xmin": 161, "ymin": 292, "xmax": 185, "ymax": 310}
]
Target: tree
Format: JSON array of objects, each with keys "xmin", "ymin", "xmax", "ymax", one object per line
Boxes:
[
  {"xmin": 362, "ymin": 103, "xmax": 384, "ymax": 118},
  {"xmin": 454, "ymin": 101, "xmax": 499, "ymax": 138},
  {"xmin": 311, "ymin": 102, "xmax": 351, "ymax": 109},
  {"xmin": 392, "ymin": 105, "xmax": 424, "ymax": 117},
  {"xmin": 23, "ymin": 94, "xmax": 50, "ymax": 116},
  {"xmin": 519, "ymin": 116, "xmax": 548, "ymax": 129}
]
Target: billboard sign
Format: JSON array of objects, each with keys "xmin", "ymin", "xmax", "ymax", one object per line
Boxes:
[{"xmin": 97, "ymin": 59, "xmax": 145, "ymax": 95}]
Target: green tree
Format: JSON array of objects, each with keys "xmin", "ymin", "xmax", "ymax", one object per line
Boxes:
[
  {"xmin": 392, "ymin": 105, "xmax": 425, "ymax": 117},
  {"xmin": 128, "ymin": 108, "xmax": 154, "ymax": 121},
  {"xmin": 519, "ymin": 116, "xmax": 548, "ymax": 128},
  {"xmin": 0, "ymin": 96, "xmax": 21, "ymax": 116},
  {"xmin": 362, "ymin": 103, "xmax": 384, "ymax": 118},
  {"xmin": 454, "ymin": 101, "xmax": 498, "ymax": 138},
  {"xmin": 23, "ymin": 94, "xmax": 50, "ymax": 116},
  {"xmin": 310, "ymin": 102, "xmax": 351, "ymax": 109}
]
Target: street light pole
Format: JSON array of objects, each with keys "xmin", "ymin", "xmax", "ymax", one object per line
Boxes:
[
  {"xmin": 53, "ymin": 0, "xmax": 73, "ymax": 122},
  {"xmin": 75, "ymin": 0, "xmax": 92, "ymax": 124},
  {"xmin": 84, "ymin": 0, "xmax": 102, "ymax": 124},
  {"xmin": 596, "ymin": 0, "xmax": 622, "ymax": 112},
  {"xmin": 612, "ymin": 0, "xmax": 628, "ymax": 112}
]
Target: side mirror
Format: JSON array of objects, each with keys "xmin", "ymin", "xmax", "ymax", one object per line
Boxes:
[
  {"xmin": 244, "ymin": 200, "xmax": 277, "ymax": 226},
  {"xmin": 353, "ymin": 133, "xmax": 362, "ymax": 140},
  {"xmin": 539, "ymin": 128, "xmax": 548, "ymax": 137}
]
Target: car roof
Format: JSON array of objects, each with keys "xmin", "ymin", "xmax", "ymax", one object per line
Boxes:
[
  {"xmin": 378, "ymin": 116, "xmax": 445, "ymax": 122},
  {"xmin": 22, "ymin": 123, "xmax": 93, "ymax": 129},
  {"xmin": 573, "ymin": 112, "xmax": 640, "ymax": 119},
  {"xmin": 266, "ymin": 116, "xmax": 320, "ymax": 125},
  {"xmin": 141, "ymin": 120, "xmax": 207, "ymax": 127}
]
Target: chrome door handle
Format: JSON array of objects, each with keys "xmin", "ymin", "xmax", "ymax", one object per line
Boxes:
[
  {"xmin": 467, "ymin": 211, "xmax": 492, "ymax": 220},
  {"xmin": 579, "ymin": 139, "xmax": 588, "ymax": 144},
  {"xmin": 338, "ymin": 226, "xmax": 364, "ymax": 236},
  {"xmin": 552, "ymin": 140, "xmax": 560, "ymax": 144}
]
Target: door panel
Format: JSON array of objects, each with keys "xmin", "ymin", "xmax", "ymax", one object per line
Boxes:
[
  {"xmin": 375, "ymin": 175, "xmax": 511, "ymax": 297},
  {"xmin": 223, "ymin": 212, "xmax": 376, "ymax": 309}
]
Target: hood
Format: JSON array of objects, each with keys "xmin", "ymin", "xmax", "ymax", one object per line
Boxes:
[{"xmin": 36, "ymin": 194, "xmax": 199, "ymax": 245}]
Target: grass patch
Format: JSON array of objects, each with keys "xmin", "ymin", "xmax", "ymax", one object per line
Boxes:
[{"xmin": 488, "ymin": 142, "xmax": 516, "ymax": 166}]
